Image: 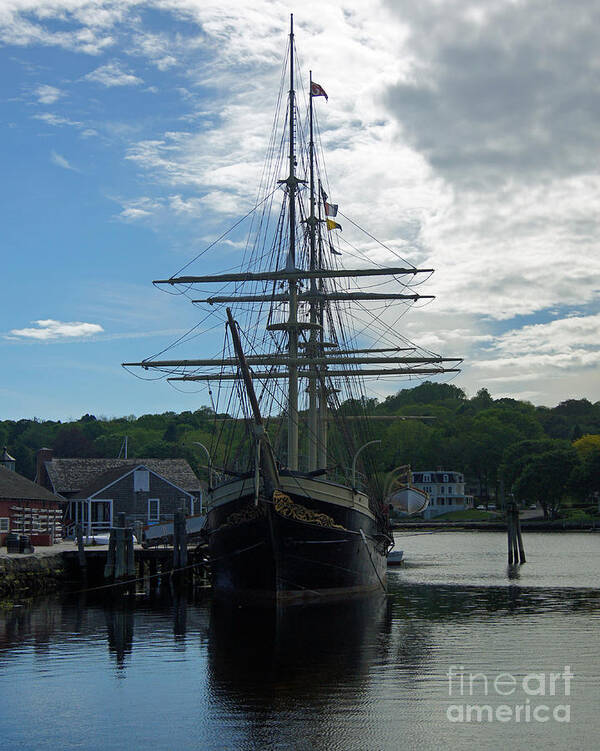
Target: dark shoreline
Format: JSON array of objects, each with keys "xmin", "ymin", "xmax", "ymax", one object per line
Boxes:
[
  {"xmin": 2, "ymin": 520, "xmax": 598, "ymax": 601},
  {"xmin": 0, "ymin": 550, "xmax": 66, "ymax": 600},
  {"xmin": 392, "ymin": 519, "xmax": 599, "ymax": 532}
]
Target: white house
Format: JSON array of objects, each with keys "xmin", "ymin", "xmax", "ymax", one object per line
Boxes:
[{"xmin": 411, "ymin": 470, "xmax": 473, "ymax": 519}]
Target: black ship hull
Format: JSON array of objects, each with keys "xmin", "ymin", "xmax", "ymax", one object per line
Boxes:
[{"xmin": 207, "ymin": 476, "xmax": 390, "ymax": 605}]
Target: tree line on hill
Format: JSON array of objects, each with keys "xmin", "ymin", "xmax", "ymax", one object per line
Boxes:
[{"xmin": 1, "ymin": 383, "xmax": 599, "ymax": 519}]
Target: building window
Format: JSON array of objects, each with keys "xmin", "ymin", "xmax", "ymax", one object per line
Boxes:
[
  {"xmin": 443, "ymin": 474, "xmax": 448, "ymax": 483},
  {"xmin": 448, "ymin": 486, "xmax": 453, "ymax": 495},
  {"xmin": 0, "ymin": 518, "xmax": 9, "ymax": 532},
  {"xmin": 423, "ymin": 473, "xmax": 431, "ymax": 482},
  {"xmin": 148, "ymin": 498, "xmax": 160, "ymax": 522},
  {"xmin": 134, "ymin": 469, "xmax": 150, "ymax": 492}
]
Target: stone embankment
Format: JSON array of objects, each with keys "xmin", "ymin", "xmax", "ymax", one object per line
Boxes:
[{"xmin": 0, "ymin": 549, "xmax": 66, "ymax": 599}]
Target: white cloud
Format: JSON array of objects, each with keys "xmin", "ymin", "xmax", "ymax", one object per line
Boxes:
[
  {"xmin": 116, "ymin": 196, "xmax": 163, "ymax": 221},
  {"xmin": 34, "ymin": 83, "xmax": 63, "ymax": 104},
  {"xmin": 168, "ymin": 194, "xmax": 203, "ymax": 215},
  {"xmin": 456, "ymin": 312, "xmax": 600, "ymax": 404},
  {"xmin": 129, "ymin": 30, "xmax": 178, "ymax": 70},
  {"xmin": 2, "ymin": 0, "xmax": 600, "ymax": 408},
  {"xmin": 479, "ymin": 313, "xmax": 600, "ymax": 368},
  {"xmin": 34, "ymin": 112, "xmax": 82, "ymax": 128},
  {"xmin": 50, "ymin": 150, "xmax": 78, "ymax": 171},
  {"xmin": 84, "ymin": 60, "xmax": 143, "ymax": 87},
  {"xmin": 0, "ymin": 6, "xmax": 116, "ymax": 55},
  {"xmin": 120, "ymin": 207, "xmax": 152, "ymax": 220},
  {"xmin": 8, "ymin": 319, "xmax": 104, "ymax": 341}
]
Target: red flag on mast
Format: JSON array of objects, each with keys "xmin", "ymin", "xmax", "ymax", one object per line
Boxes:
[{"xmin": 310, "ymin": 82, "xmax": 328, "ymax": 101}]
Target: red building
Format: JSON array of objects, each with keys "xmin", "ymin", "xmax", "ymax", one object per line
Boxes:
[{"xmin": 0, "ymin": 462, "xmax": 66, "ymax": 546}]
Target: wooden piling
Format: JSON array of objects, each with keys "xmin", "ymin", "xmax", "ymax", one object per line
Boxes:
[
  {"xmin": 114, "ymin": 513, "xmax": 127, "ymax": 579},
  {"xmin": 105, "ymin": 512, "xmax": 135, "ymax": 591},
  {"xmin": 511, "ymin": 514, "xmax": 520, "ymax": 563},
  {"xmin": 148, "ymin": 556, "xmax": 157, "ymax": 590},
  {"xmin": 104, "ymin": 527, "xmax": 116, "ymax": 579},
  {"xmin": 127, "ymin": 529, "xmax": 135, "ymax": 579},
  {"xmin": 514, "ymin": 504, "xmax": 526, "ymax": 564},
  {"xmin": 75, "ymin": 523, "xmax": 87, "ymax": 584},
  {"xmin": 507, "ymin": 511, "xmax": 514, "ymax": 565},
  {"xmin": 172, "ymin": 509, "xmax": 188, "ymax": 587},
  {"xmin": 507, "ymin": 501, "xmax": 526, "ymax": 565}
]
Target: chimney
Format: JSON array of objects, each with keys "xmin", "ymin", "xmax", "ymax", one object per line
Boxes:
[{"xmin": 36, "ymin": 447, "xmax": 54, "ymax": 488}]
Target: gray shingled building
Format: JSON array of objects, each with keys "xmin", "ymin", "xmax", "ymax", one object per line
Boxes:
[{"xmin": 35, "ymin": 449, "xmax": 203, "ymax": 535}]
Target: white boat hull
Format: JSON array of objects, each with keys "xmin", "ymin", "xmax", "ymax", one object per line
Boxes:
[{"xmin": 388, "ymin": 486, "xmax": 429, "ymax": 515}]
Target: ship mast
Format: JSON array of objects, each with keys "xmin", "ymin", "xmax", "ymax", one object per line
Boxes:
[
  {"xmin": 123, "ymin": 19, "xmax": 464, "ymax": 478},
  {"xmin": 316, "ymin": 186, "xmax": 329, "ymax": 473},
  {"xmin": 286, "ymin": 14, "xmax": 299, "ymax": 471},
  {"xmin": 307, "ymin": 69, "xmax": 319, "ymax": 472}
]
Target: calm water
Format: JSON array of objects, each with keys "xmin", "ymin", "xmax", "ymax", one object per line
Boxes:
[{"xmin": 1, "ymin": 532, "xmax": 599, "ymax": 750}]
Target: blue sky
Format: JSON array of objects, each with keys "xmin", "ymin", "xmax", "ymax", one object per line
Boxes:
[{"xmin": 2, "ymin": 0, "xmax": 600, "ymax": 421}]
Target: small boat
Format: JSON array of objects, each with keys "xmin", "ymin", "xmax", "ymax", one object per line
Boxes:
[
  {"xmin": 389, "ymin": 486, "xmax": 430, "ymax": 515},
  {"xmin": 387, "ymin": 550, "xmax": 404, "ymax": 566},
  {"xmin": 385, "ymin": 465, "xmax": 430, "ymax": 515},
  {"xmin": 124, "ymin": 17, "xmax": 458, "ymax": 604}
]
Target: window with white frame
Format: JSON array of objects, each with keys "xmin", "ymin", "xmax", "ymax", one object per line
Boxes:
[
  {"xmin": 148, "ymin": 498, "xmax": 160, "ymax": 522},
  {"xmin": 0, "ymin": 518, "xmax": 9, "ymax": 532},
  {"xmin": 134, "ymin": 469, "xmax": 150, "ymax": 492}
]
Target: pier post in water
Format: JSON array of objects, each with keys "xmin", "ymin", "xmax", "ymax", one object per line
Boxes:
[
  {"xmin": 172, "ymin": 509, "xmax": 188, "ymax": 585},
  {"xmin": 514, "ymin": 503, "xmax": 526, "ymax": 563},
  {"xmin": 104, "ymin": 526, "xmax": 116, "ymax": 579},
  {"xmin": 106, "ymin": 513, "xmax": 136, "ymax": 589},
  {"xmin": 114, "ymin": 512, "xmax": 127, "ymax": 579},
  {"xmin": 75, "ymin": 523, "xmax": 88, "ymax": 584},
  {"xmin": 507, "ymin": 500, "xmax": 526, "ymax": 565}
]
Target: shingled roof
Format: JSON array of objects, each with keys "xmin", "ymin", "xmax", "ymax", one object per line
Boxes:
[
  {"xmin": 43, "ymin": 458, "xmax": 201, "ymax": 497},
  {"xmin": 73, "ymin": 464, "xmax": 194, "ymax": 500},
  {"xmin": 0, "ymin": 465, "xmax": 66, "ymax": 504}
]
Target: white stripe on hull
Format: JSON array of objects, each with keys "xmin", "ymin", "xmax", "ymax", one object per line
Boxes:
[{"xmin": 208, "ymin": 475, "xmax": 374, "ymax": 521}]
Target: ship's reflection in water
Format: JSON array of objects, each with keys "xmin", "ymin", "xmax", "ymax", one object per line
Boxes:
[
  {"xmin": 210, "ymin": 597, "xmax": 386, "ymax": 696},
  {"xmin": 0, "ymin": 580, "xmax": 599, "ymax": 751},
  {"xmin": 206, "ymin": 594, "xmax": 438, "ymax": 751}
]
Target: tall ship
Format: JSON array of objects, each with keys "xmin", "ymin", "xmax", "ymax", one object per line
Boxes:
[{"xmin": 125, "ymin": 18, "xmax": 460, "ymax": 604}]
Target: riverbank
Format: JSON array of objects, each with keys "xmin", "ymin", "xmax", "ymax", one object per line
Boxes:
[
  {"xmin": 1, "ymin": 518, "xmax": 597, "ymax": 600},
  {"xmin": 391, "ymin": 519, "xmax": 600, "ymax": 531},
  {"xmin": 0, "ymin": 540, "xmax": 208, "ymax": 601},
  {"xmin": 0, "ymin": 548, "xmax": 66, "ymax": 600}
]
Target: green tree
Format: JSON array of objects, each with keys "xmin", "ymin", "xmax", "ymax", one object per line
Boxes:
[
  {"xmin": 53, "ymin": 425, "xmax": 94, "ymax": 457},
  {"xmin": 162, "ymin": 422, "xmax": 178, "ymax": 443},
  {"xmin": 513, "ymin": 446, "xmax": 579, "ymax": 519},
  {"xmin": 501, "ymin": 438, "xmax": 562, "ymax": 489},
  {"xmin": 573, "ymin": 434, "xmax": 600, "ymax": 459},
  {"xmin": 569, "ymin": 438, "xmax": 600, "ymax": 509},
  {"xmin": 575, "ymin": 452, "xmax": 600, "ymax": 507}
]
